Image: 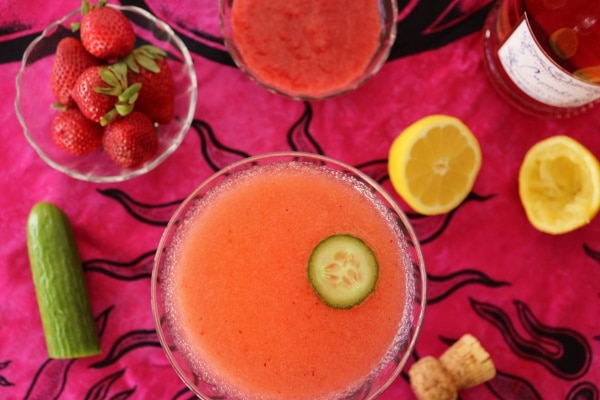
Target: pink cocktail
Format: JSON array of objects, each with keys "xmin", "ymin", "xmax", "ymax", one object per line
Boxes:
[{"xmin": 152, "ymin": 152, "xmax": 426, "ymax": 400}]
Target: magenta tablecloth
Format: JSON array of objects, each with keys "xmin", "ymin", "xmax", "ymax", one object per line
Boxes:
[{"xmin": 1, "ymin": 0, "xmax": 599, "ymax": 399}]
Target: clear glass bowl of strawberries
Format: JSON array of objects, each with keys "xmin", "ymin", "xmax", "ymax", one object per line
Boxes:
[{"xmin": 15, "ymin": 0, "xmax": 197, "ymax": 182}]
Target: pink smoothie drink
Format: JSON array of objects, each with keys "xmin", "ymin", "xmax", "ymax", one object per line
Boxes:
[
  {"xmin": 157, "ymin": 156, "xmax": 417, "ymax": 400},
  {"xmin": 223, "ymin": 0, "xmax": 396, "ymax": 99}
]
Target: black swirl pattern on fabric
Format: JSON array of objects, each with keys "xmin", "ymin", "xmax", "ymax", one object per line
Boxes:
[
  {"xmin": 407, "ymin": 192, "xmax": 496, "ymax": 244},
  {"xmin": 24, "ymin": 359, "xmax": 75, "ymax": 400},
  {"xmin": 173, "ymin": 387, "xmax": 196, "ymax": 400},
  {"xmin": 393, "ymin": 0, "xmax": 494, "ymax": 59},
  {"xmin": 83, "ymin": 250, "xmax": 156, "ymax": 280},
  {"xmin": 286, "ymin": 102, "xmax": 324, "ymax": 154},
  {"xmin": 583, "ymin": 243, "xmax": 600, "ymax": 264},
  {"xmin": 566, "ymin": 382, "xmax": 599, "ymax": 400},
  {"xmin": 0, "ymin": 360, "xmax": 13, "ymax": 388},
  {"xmin": 471, "ymin": 299, "xmax": 592, "ymax": 380},
  {"xmin": 425, "ymin": 270, "xmax": 510, "ymax": 304},
  {"xmin": 486, "ymin": 369, "xmax": 542, "ymax": 400},
  {"xmin": 192, "ymin": 119, "xmax": 251, "ymax": 171},
  {"xmin": 97, "ymin": 188, "xmax": 181, "ymax": 226},
  {"xmin": 85, "ymin": 369, "xmax": 134, "ymax": 400},
  {"xmin": 90, "ymin": 330, "xmax": 162, "ymax": 369},
  {"xmin": 96, "ymin": 306, "xmax": 113, "ymax": 338}
]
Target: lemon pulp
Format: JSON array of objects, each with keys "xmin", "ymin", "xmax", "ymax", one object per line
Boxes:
[
  {"xmin": 388, "ymin": 115, "xmax": 482, "ymax": 215},
  {"xmin": 519, "ymin": 135, "xmax": 600, "ymax": 234}
]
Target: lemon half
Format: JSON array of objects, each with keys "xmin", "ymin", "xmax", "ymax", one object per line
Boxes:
[
  {"xmin": 388, "ymin": 115, "xmax": 482, "ymax": 215},
  {"xmin": 519, "ymin": 135, "xmax": 600, "ymax": 234}
]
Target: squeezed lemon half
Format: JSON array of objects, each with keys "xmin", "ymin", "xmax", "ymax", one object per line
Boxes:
[
  {"xmin": 388, "ymin": 115, "xmax": 482, "ymax": 215},
  {"xmin": 519, "ymin": 135, "xmax": 600, "ymax": 234}
]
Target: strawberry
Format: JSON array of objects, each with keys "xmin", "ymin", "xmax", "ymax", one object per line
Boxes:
[
  {"xmin": 72, "ymin": 64, "xmax": 140, "ymax": 125},
  {"xmin": 76, "ymin": 0, "xmax": 135, "ymax": 60},
  {"xmin": 51, "ymin": 108, "xmax": 103, "ymax": 156},
  {"xmin": 50, "ymin": 37, "xmax": 101, "ymax": 107},
  {"xmin": 102, "ymin": 111, "xmax": 158, "ymax": 168},
  {"xmin": 125, "ymin": 45, "xmax": 175, "ymax": 124}
]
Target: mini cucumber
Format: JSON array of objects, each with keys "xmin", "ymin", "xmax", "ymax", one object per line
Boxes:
[
  {"xmin": 307, "ymin": 234, "xmax": 379, "ymax": 309},
  {"xmin": 26, "ymin": 202, "xmax": 101, "ymax": 359}
]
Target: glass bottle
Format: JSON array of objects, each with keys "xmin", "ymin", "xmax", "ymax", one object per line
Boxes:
[{"xmin": 482, "ymin": 0, "xmax": 600, "ymax": 118}]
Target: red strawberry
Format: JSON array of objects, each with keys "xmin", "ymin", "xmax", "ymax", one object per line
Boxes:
[
  {"xmin": 50, "ymin": 37, "xmax": 100, "ymax": 107},
  {"xmin": 102, "ymin": 111, "xmax": 158, "ymax": 168},
  {"xmin": 72, "ymin": 66, "xmax": 118, "ymax": 124},
  {"xmin": 125, "ymin": 46, "xmax": 175, "ymax": 124},
  {"xmin": 51, "ymin": 108, "xmax": 103, "ymax": 156},
  {"xmin": 77, "ymin": 0, "xmax": 135, "ymax": 60},
  {"xmin": 72, "ymin": 64, "xmax": 139, "ymax": 125}
]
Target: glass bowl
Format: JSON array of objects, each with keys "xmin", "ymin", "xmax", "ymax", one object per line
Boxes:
[
  {"xmin": 15, "ymin": 4, "xmax": 197, "ymax": 183},
  {"xmin": 219, "ymin": 0, "xmax": 398, "ymax": 101},
  {"xmin": 151, "ymin": 152, "xmax": 426, "ymax": 400}
]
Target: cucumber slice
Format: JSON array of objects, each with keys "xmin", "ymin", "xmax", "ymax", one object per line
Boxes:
[
  {"xmin": 26, "ymin": 202, "xmax": 101, "ymax": 359},
  {"xmin": 307, "ymin": 234, "xmax": 379, "ymax": 309}
]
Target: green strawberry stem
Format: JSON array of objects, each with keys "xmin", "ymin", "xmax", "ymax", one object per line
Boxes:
[
  {"xmin": 71, "ymin": 0, "xmax": 108, "ymax": 31},
  {"xmin": 82, "ymin": 0, "xmax": 107, "ymax": 13},
  {"xmin": 123, "ymin": 45, "xmax": 167, "ymax": 74},
  {"xmin": 119, "ymin": 83, "xmax": 141, "ymax": 103},
  {"xmin": 92, "ymin": 63, "xmax": 142, "ymax": 126}
]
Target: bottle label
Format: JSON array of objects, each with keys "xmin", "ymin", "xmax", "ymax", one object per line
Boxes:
[{"xmin": 498, "ymin": 15, "xmax": 600, "ymax": 108}]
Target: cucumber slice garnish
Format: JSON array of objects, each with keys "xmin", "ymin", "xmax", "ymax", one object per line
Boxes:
[{"xmin": 307, "ymin": 234, "xmax": 379, "ymax": 309}]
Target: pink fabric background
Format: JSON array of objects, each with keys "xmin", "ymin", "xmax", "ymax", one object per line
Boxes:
[{"xmin": 1, "ymin": 0, "xmax": 599, "ymax": 399}]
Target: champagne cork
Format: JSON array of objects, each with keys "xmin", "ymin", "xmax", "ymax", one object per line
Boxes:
[
  {"xmin": 439, "ymin": 334, "xmax": 496, "ymax": 390},
  {"xmin": 409, "ymin": 356, "xmax": 457, "ymax": 400},
  {"xmin": 409, "ymin": 334, "xmax": 496, "ymax": 400}
]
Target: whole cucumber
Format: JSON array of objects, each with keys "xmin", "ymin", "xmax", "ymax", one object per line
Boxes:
[{"xmin": 26, "ymin": 201, "xmax": 101, "ymax": 359}]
